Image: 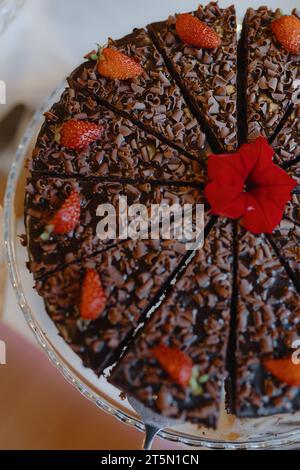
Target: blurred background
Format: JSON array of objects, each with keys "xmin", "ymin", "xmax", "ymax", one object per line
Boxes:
[{"xmin": 0, "ymin": 0, "xmax": 297, "ymax": 450}]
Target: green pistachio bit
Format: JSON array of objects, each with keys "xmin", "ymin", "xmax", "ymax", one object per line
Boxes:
[
  {"xmin": 40, "ymin": 225, "xmax": 54, "ymax": 241},
  {"xmin": 189, "ymin": 377, "xmax": 197, "ymax": 390},
  {"xmin": 198, "ymin": 374, "xmax": 209, "ymax": 384},
  {"xmin": 190, "ymin": 377, "xmax": 204, "ymax": 397},
  {"xmin": 40, "ymin": 231, "xmax": 50, "ymax": 241},
  {"xmin": 191, "ymin": 364, "xmax": 201, "ymax": 378},
  {"xmin": 189, "ymin": 366, "xmax": 209, "ymax": 395},
  {"xmin": 90, "ymin": 54, "xmax": 99, "ymax": 61}
]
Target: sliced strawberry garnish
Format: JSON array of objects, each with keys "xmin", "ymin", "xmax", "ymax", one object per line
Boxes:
[
  {"xmin": 152, "ymin": 344, "xmax": 193, "ymax": 387},
  {"xmin": 41, "ymin": 190, "xmax": 80, "ymax": 239},
  {"xmin": 59, "ymin": 119, "xmax": 103, "ymax": 150},
  {"xmin": 176, "ymin": 13, "xmax": 221, "ymax": 49},
  {"xmin": 97, "ymin": 48, "xmax": 143, "ymax": 80},
  {"xmin": 272, "ymin": 15, "xmax": 300, "ymax": 54},
  {"xmin": 80, "ymin": 269, "xmax": 107, "ymax": 320},
  {"xmin": 263, "ymin": 358, "xmax": 300, "ymax": 387}
]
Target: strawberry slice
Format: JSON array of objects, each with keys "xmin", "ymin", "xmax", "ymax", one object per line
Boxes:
[
  {"xmin": 80, "ymin": 269, "xmax": 107, "ymax": 320},
  {"xmin": 97, "ymin": 48, "xmax": 143, "ymax": 80},
  {"xmin": 263, "ymin": 358, "xmax": 300, "ymax": 386},
  {"xmin": 272, "ymin": 15, "xmax": 300, "ymax": 54},
  {"xmin": 152, "ymin": 344, "xmax": 193, "ymax": 387},
  {"xmin": 41, "ymin": 190, "xmax": 80, "ymax": 238},
  {"xmin": 59, "ymin": 119, "xmax": 103, "ymax": 150},
  {"xmin": 176, "ymin": 13, "xmax": 221, "ymax": 49}
]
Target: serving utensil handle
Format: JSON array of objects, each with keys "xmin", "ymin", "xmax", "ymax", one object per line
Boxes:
[{"xmin": 142, "ymin": 424, "xmax": 160, "ymax": 450}]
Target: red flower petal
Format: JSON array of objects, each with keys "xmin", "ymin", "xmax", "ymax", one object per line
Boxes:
[
  {"xmin": 239, "ymin": 136, "xmax": 274, "ymax": 180},
  {"xmin": 205, "ymin": 152, "xmax": 246, "ymax": 218},
  {"xmin": 204, "ymin": 136, "xmax": 297, "ymax": 234},
  {"xmin": 204, "ymin": 181, "xmax": 246, "ymax": 218},
  {"xmin": 207, "ymin": 152, "xmax": 246, "ymax": 183},
  {"xmin": 242, "ymin": 190, "xmax": 285, "ymax": 234}
]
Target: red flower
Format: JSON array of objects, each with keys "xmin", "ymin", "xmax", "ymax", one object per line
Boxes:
[{"xmin": 204, "ymin": 137, "xmax": 297, "ymax": 234}]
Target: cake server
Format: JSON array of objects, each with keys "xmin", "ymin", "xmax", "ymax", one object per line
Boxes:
[{"xmin": 127, "ymin": 394, "xmax": 181, "ymax": 450}]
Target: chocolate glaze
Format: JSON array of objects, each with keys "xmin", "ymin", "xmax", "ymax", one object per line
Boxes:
[
  {"xmin": 272, "ymin": 106, "xmax": 300, "ymax": 165},
  {"xmin": 36, "ymin": 238, "xmax": 193, "ymax": 375},
  {"xmin": 234, "ymin": 226, "xmax": 300, "ymax": 417},
  {"xmin": 25, "ymin": 176, "xmax": 208, "ymax": 279},
  {"xmin": 268, "ymin": 164, "xmax": 300, "ymax": 280},
  {"xmin": 109, "ymin": 219, "xmax": 233, "ymax": 427},
  {"xmin": 241, "ymin": 7, "xmax": 300, "ymax": 142},
  {"xmin": 29, "ymin": 88, "xmax": 208, "ymax": 183},
  {"xmin": 236, "ymin": 356, "xmax": 300, "ymax": 417},
  {"xmin": 271, "ymin": 216, "xmax": 300, "ymax": 280},
  {"xmin": 148, "ymin": 2, "xmax": 238, "ymax": 153},
  {"xmin": 67, "ymin": 29, "xmax": 210, "ymax": 160}
]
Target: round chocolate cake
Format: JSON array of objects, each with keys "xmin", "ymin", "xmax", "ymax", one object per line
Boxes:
[{"xmin": 25, "ymin": 3, "xmax": 300, "ymax": 428}]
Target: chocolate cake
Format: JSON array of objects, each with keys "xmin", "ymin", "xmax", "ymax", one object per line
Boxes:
[
  {"xmin": 30, "ymin": 88, "xmax": 208, "ymax": 183},
  {"xmin": 35, "ymin": 238, "xmax": 191, "ymax": 375},
  {"xmin": 235, "ymin": 355, "xmax": 300, "ymax": 417},
  {"xmin": 240, "ymin": 6, "xmax": 300, "ymax": 142},
  {"xmin": 68, "ymin": 28, "xmax": 211, "ymax": 159},
  {"xmin": 24, "ymin": 3, "xmax": 300, "ymax": 429},
  {"xmin": 271, "ymin": 218, "xmax": 300, "ymax": 279},
  {"xmin": 286, "ymin": 164, "xmax": 300, "ymax": 229},
  {"xmin": 25, "ymin": 177, "xmax": 207, "ymax": 278},
  {"xmin": 267, "ymin": 165, "xmax": 300, "ymax": 280},
  {"xmin": 109, "ymin": 219, "xmax": 233, "ymax": 426},
  {"xmin": 272, "ymin": 106, "xmax": 300, "ymax": 165},
  {"xmin": 234, "ymin": 227, "xmax": 300, "ymax": 417},
  {"xmin": 148, "ymin": 3, "xmax": 238, "ymax": 152}
]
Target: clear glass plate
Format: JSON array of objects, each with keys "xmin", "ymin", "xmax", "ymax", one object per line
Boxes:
[{"xmin": 4, "ymin": 84, "xmax": 300, "ymax": 450}]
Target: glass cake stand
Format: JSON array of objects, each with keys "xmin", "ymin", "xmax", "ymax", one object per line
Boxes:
[{"xmin": 4, "ymin": 84, "xmax": 300, "ymax": 450}]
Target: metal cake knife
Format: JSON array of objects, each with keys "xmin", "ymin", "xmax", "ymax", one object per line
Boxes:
[{"xmin": 127, "ymin": 395, "xmax": 181, "ymax": 450}]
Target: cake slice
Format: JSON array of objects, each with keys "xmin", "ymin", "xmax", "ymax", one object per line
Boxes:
[
  {"xmin": 272, "ymin": 106, "xmax": 300, "ymax": 165},
  {"xmin": 109, "ymin": 219, "xmax": 233, "ymax": 428},
  {"xmin": 35, "ymin": 238, "xmax": 191, "ymax": 375},
  {"xmin": 269, "ymin": 165, "xmax": 300, "ymax": 278},
  {"xmin": 25, "ymin": 176, "xmax": 208, "ymax": 279},
  {"xmin": 233, "ymin": 227, "xmax": 300, "ymax": 417},
  {"xmin": 284, "ymin": 162, "xmax": 300, "ymax": 225},
  {"xmin": 241, "ymin": 7, "xmax": 300, "ymax": 142},
  {"xmin": 234, "ymin": 355, "xmax": 300, "ymax": 417},
  {"xmin": 68, "ymin": 29, "xmax": 211, "ymax": 159},
  {"xmin": 29, "ymin": 88, "xmax": 207, "ymax": 183},
  {"xmin": 148, "ymin": 2, "xmax": 238, "ymax": 152},
  {"xmin": 271, "ymin": 217, "xmax": 300, "ymax": 278}
]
